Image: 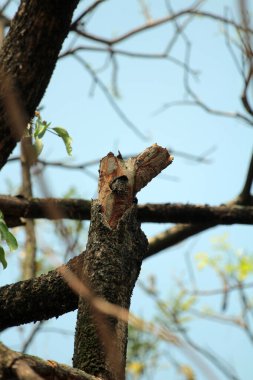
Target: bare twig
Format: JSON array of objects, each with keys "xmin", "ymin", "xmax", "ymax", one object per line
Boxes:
[
  {"xmin": 153, "ymin": 98, "xmax": 253, "ymax": 126},
  {"xmin": 71, "ymin": 0, "xmax": 106, "ymax": 30},
  {"xmin": 177, "ymin": 328, "xmax": 239, "ymax": 380},
  {"xmin": 8, "ymin": 144, "xmax": 212, "ymax": 168},
  {"xmin": 74, "ymin": 54, "xmax": 149, "ymax": 141},
  {"xmin": 186, "ymin": 281, "xmax": 253, "ymax": 297},
  {"xmin": 60, "ymin": 45, "xmax": 199, "ymax": 77},
  {"xmin": 190, "ymin": 309, "xmax": 246, "ymax": 328},
  {"xmin": 74, "ymin": 8, "xmax": 253, "ymax": 46},
  {"xmin": 21, "ymin": 322, "xmax": 44, "ymax": 354}
]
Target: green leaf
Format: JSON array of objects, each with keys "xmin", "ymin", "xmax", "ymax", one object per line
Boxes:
[
  {"xmin": 181, "ymin": 296, "xmax": 196, "ymax": 311},
  {"xmin": 52, "ymin": 127, "xmax": 72, "ymax": 156},
  {"xmin": 34, "ymin": 137, "xmax": 44, "ymax": 156},
  {"xmin": 63, "ymin": 186, "xmax": 78, "ymax": 199},
  {"xmin": 0, "ymin": 246, "xmax": 7, "ymax": 269},
  {"xmin": 0, "ymin": 222, "xmax": 18, "ymax": 251},
  {"xmin": 195, "ymin": 252, "xmax": 209, "ymax": 270},
  {"xmin": 34, "ymin": 120, "xmax": 50, "ymax": 139},
  {"xmin": 238, "ymin": 256, "xmax": 253, "ymax": 281}
]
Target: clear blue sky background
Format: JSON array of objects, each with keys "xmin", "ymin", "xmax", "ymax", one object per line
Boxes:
[{"xmin": 0, "ymin": 1, "xmax": 253, "ymax": 379}]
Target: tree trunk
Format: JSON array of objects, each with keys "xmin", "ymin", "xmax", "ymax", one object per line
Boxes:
[
  {"xmin": 73, "ymin": 145, "xmax": 173, "ymax": 379},
  {"xmin": 73, "ymin": 201, "xmax": 147, "ymax": 379}
]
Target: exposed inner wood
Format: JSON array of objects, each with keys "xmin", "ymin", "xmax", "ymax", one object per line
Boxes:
[{"xmin": 98, "ymin": 144, "xmax": 173, "ymax": 228}]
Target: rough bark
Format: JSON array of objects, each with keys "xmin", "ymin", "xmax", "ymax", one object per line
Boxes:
[
  {"xmin": 138, "ymin": 202, "xmax": 253, "ymax": 224},
  {"xmin": 73, "ymin": 203, "xmax": 147, "ymax": 379},
  {"xmin": 0, "ymin": 218, "xmax": 244, "ymax": 330},
  {"xmin": 73, "ymin": 146, "xmax": 172, "ymax": 379},
  {"xmin": 0, "ymin": 252, "xmax": 85, "ymax": 331},
  {"xmin": 0, "ymin": 343, "xmax": 100, "ymax": 380},
  {"xmin": 0, "ymin": 0, "xmax": 79, "ymax": 169},
  {"xmin": 0, "ymin": 195, "xmax": 252, "ymax": 227},
  {"xmin": 0, "ymin": 196, "xmax": 91, "ymax": 227}
]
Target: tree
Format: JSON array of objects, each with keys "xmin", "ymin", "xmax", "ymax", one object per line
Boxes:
[{"xmin": 0, "ymin": 1, "xmax": 252, "ymax": 379}]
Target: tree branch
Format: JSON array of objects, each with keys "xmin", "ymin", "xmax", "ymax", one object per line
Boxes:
[
  {"xmin": 147, "ymin": 223, "xmax": 212, "ymax": 258},
  {"xmin": 0, "ymin": 252, "xmax": 83, "ymax": 331},
  {"xmin": 73, "ymin": 145, "xmax": 171, "ymax": 378},
  {"xmin": 0, "ymin": 0, "xmax": 79, "ymax": 169},
  {"xmin": 74, "ymin": 8, "xmax": 253, "ymax": 46},
  {"xmin": 0, "ymin": 342, "xmax": 100, "ymax": 380},
  {"xmin": 0, "ymin": 202, "xmax": 249, "ymax": 332},
  {"xmin": 1, "ymin": 195, "xmax": 252, "ymax": 227},
  {"xmin": 239, "ymin": 150, "xmax": 253, "ymax": 203}
]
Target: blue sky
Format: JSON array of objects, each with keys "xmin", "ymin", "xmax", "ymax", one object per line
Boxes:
[{"xmin": 1, "ymin": 1, "xmax": 253, "ymax": 379}]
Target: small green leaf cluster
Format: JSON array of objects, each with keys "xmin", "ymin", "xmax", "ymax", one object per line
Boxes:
[
  {"xmin": 0, "ymin": 211, "xmax": 18, "ymax": 269},
  {"xmin": 195, "ymin": 233, "xmax": 253, "ymax": 282},
  {"xmin": 155, "ymin": 290, "xmax": 196, "ymax": 328},
  {"xmin": 30, "ymin": 112, "xmax": 72, "ymax": 157}
]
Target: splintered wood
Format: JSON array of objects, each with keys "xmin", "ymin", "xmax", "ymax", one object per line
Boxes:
[{"xmin": 98, "ymin": 144, "xmax": 173, "ymax": 228}]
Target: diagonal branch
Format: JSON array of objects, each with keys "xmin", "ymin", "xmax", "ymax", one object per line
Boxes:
[
  {"xmin": 0, "ymin": 252, "xmax": 84, "ymax": 331},
  {"xmin": 74, "ymin": 8, "xmax": 253, "ymax": 46},
  {"xmin": 146, "ymin": 148, "xmax": 253, "ymax": 258},
  {"xmin": 0, "ymin": 0, "xmax": 79, "ymax": 169},
  {"xmin": 239, "ymin": 150, "xmax": 253, "ymax": 203},
  {"xmin": 0, "ymin": 342, "xmax": 100, "ymax": 380}
]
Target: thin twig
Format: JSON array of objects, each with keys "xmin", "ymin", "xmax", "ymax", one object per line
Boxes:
[
  {"xmin": 74, "ymin": 54, "xmax": 149, "ymax": 141},
  {"xmin": 21, "ymin": 321, "xmax": 44, "ymax": 353},
  {"xmin": 71, "ymin": 0, "xmax": 106, "ymax": 30},
  {"xmin": 60, "ymin": 45, "xmax": 199, "ymax": 76},
  {"xmin": 74, "ymin": 8, "xmax": 253, "ymax": 46}
]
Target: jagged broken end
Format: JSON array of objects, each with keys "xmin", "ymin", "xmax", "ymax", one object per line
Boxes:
[{"xmin": 98, "ymin": 144, "xmax": 173, "ymax": 228}]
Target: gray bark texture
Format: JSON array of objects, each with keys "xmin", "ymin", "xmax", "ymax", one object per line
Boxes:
[{"xmin": 73, "ymin": 201, "xmax": 148, "ymax": 380}]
